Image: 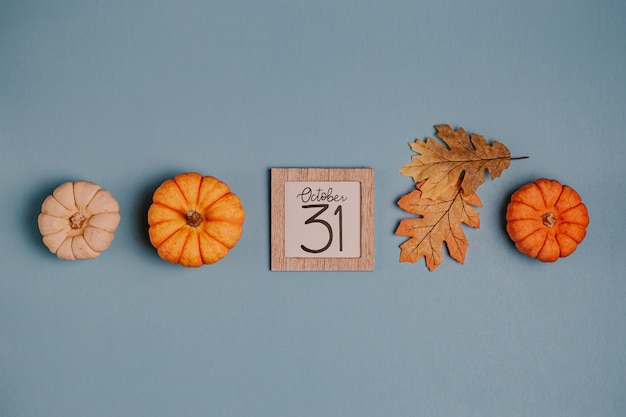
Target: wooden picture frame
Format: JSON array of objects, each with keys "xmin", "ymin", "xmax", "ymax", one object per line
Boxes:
[{"xmin": 270, "ymin": 168, "xmax": 374, "ymax": 271}]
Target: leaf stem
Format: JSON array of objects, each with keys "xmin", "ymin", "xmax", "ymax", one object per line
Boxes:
[{"xmin": 509, "ymin": 156, "xmax": 529, "ymax": 160}]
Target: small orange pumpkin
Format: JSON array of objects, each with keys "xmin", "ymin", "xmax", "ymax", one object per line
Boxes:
[
  {"xmin": 506, "ymin": 178, "xmax": 589, "ymax": 262},
  {"xmin": 148, "ymin": 172, "xmax": 245, "ymax": 267}
]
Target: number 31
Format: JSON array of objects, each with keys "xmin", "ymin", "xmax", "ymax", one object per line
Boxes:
[{"xmin": 300, "ymin": 204, "xmax": 343, "ymax": 254}]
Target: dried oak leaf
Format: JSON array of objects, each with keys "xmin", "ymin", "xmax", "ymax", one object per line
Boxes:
[
  {"xmin": 398, "ymin": 124, "xmax": 511, "ymax": 199},
  {"xmin": 395, "ymin": 180, "xmax": 482, "ymax": 271}
]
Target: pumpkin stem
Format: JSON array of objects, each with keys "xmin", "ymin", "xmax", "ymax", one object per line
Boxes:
[
  {"xmin": 541, "ymin": 212, "xmax": 557, "ymax": 228},
  {"xmin": 186, "ymin": 210, "xmax": 203, "ymax": 227},
  {"xmin": 69, "ymin": 211, "xmax": 86, "ymax": 229}
]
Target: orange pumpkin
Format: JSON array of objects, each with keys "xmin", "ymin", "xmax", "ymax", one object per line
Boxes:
[
  {"xmin": 506, "ymin": 178, "xmax": 589, "ymax": 262},
  {"xmin": 148, "ymin": 172, "xmax": 245, "ymax": 267}
]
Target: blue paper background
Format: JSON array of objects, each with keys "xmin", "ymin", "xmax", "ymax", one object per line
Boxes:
[{"xmin": 1, "ymin": 1, "xmax": 625, "ymax": 416}]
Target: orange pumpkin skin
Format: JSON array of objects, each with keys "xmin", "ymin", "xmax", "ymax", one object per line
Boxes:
[
  {"xmin": 506, "ymin": 178, "xmax": 589, "ymax": 262},
  {"xmin": 148, "ymin": 172, "xmax": 245, "ymax": 267}
]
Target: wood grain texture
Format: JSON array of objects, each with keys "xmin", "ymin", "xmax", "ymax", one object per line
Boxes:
[{"xmin": 271, "ymin": 168, "xmax": 374, "ymax": 271}]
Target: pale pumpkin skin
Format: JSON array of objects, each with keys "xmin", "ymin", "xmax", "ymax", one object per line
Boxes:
[
  {"xmin": 38, "ymin": 180, "xmax": 121, "ymax": 260},
  {"xmin": 506, "ymin": 178, "xmax": 589, "ymax": 262},
  {"xmin": 147, "ymin": 172, "xmax": 245, "ymax": 267}
]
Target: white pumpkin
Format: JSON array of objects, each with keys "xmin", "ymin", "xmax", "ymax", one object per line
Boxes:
[{"xmin": 38, "ymin": 180, "xmax": 121, "ymax": 260}]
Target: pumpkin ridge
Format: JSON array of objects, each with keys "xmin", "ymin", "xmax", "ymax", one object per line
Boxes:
[
  {"xmin": 199, "ymin": 230, "xmax": 229, "ymax": 264},
  {"xmin": 553, "ymin": 184, "xmax": 567, "ymax": 210},
  {"xmin": 160, "ymin": 230, "xmax": 188, "ymax": 265},
  {"xmin": 197, "ymin": 179, "xmax": 230, "ymax": 209},
  {"xmin": 550, "ymin": 185, "xmax": 569, "ymax": 213},
  {"xmin": 72, "ymin": 185, "xmax": 81, "ymax": 209},
  {"xmin": 558, "ymin": 203, "xmax": 585, "ymax": 216},
  {"xmin": 173, "ymin": 236, "xmax": 185, "ymax": 264},
  {"xmin": 149, "ymin": 218, "xmax": 183, "ymax": 227},
  {"xmin": 558, "ymin": 220, "xmax": 585, "ymax": 226},
  {"xmin": 151, "ymin": 224, "xmax": 180, "ymax": 247},
  {"xmin": 196, "ymin": 231, "xmax": 204, "ymax": 264},
  {"xmin": 536, "ymin": 235, "xmax": 558, "ymax": 262},
  {"xmin": 517, "ymin": 228, "xmax": 546, "ymax": 251},
  {"xmin": 178, "ymin": 230, "xmax": 200, "ymax": 266},
  {"xmin": 55, "ymin": 236, "xmax": 71, "ymax": 254},
  {"xmin": 195, "ymin": 176, "xmax": 203, "ymax": 207},
  {"xmin": 152, "ymin": 201, "xmax": 186, "ymax": 216},
  {"xmin": 85, "ymin": 224, "xmax": 112, "ymax": 235},
  {"xmin": 200, "ymin": 228, "xmax": 230, "ymax": 250},
  {"xmin": 74, "ymin": 181, "xmax": 100, "ymax": 209},
  {"xmin": 511, "ymin": 189, "xmax": 543, "ymax": 209},
  {"xmin": 201, "ymin": 224, "xmax": 228, "ymax": 247},
  {"xmin": 555, "ymin": 228, "xmax": 581, "ymax": 242},
  {"xmin": 535, "ymin": 179, "xmax": 564, "ymax": 210},
  {"xmin": 54, "ymin": 197, "xmax": 75, "ymax": 212},
  {"xmin": 173, "ymin": 176, "xmax": 197, "ymax": 208},
  {"xmin": 54, "ymin": 182, "xmax": 77, "ymax": 210},
  {"xmin": 556, "ymin": 222, "xmax": 587, "ymax": 240},
  {"xmin": 88, "ymin": 212, "xmax": 121, "ymax": 232},
  {"xmin": 536, "ymin": 183, "xmax": 550, "ymax": 211},
  {"xmin": 513, "ymin": 200, "xmax": 542, "ymax": 211},
  {"xmin": 204, "ymin": 215, "xmax": 235, "ymax": 222},
  {"xmin": 508, "ymin": 215, "xmax": 537, "ymax": 221},
  {"xmin": 81, "ymin": 231, "xmax": 99, "ymax": 252},
  {"xmin": 508, "ymin": 220, "xmax": 543, "ymax": 241},
  {"xmin": 202, "ymin": 193, "xmax": 245, "ymax": 221}
]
